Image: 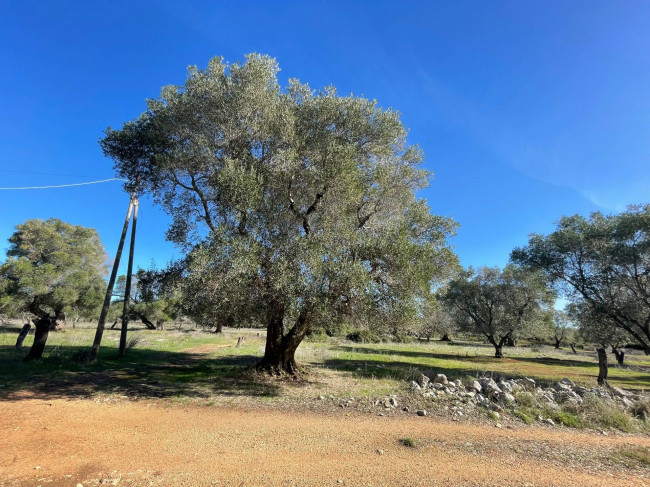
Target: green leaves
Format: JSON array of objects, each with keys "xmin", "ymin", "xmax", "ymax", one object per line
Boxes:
[
  {"xmin": 0, "ymin": 219, "xmax": 108, "ymax": 319},
  {"xmin": 512, "ymin": 205, "xmax": 650, "ymax": 352},
  {"xmin": 101, "ymin": 54, "xmax": 458, "ymax": 345}
]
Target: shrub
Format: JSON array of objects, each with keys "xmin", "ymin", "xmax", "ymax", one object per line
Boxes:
[
  {"xmin": 514, "ymin": 391, "xmax": 537, "ymax": 407},
  {"xmin": 554, "ymin": 410, "xmax": 580, "ymax": 428},
  {"xmin": 581, "ymin": 395, "xmax": 636, "ymax": 432},
  {"xmin": 630, "ymin": 398, "xmax": 650, "ymax": 421},
  {"xmin": 514, "ymin": 409, "xmax": 534, "ymax": 425},
  {"xmin": 346, "ymin": 330, "xmax": 382, "ymax": 343},
  {"xmin": 399, "ymin": 437, "xmax": 416, "ymax": 448}
]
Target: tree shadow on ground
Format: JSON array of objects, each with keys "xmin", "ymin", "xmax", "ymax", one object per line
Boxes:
[
  {"xmin": 325, "ymin": 345, "xmax": 650, "ymax": 389},
  {"xmin": 0, "ymin": 345, "xmax": 280, "ymax": 402},
  {"xmin": 331, "ymin": 345, "xmax": 604, "ymax": 369}
]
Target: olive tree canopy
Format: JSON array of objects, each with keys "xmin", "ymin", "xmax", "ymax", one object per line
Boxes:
[
  {"xmin": 511, "ymin": 206, "xmax": 650, "ymax": 354},
  {"xmin": 101, "ymin": 54, "xmax": 458, "ymax": 373},
  {"xmin": 0, "ymin": 218, "xmax": 107, "ymax": 359},
  {"xmin": 443, "ymin": 266, "xmax": 554, "ymax": 358}
]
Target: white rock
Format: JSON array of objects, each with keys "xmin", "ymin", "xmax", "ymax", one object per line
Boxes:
[
  {"xmin": 559, "ymin": 378, "xmax": 576, "ymax": 388},
  {"xmin": 501, "ymin": 392, "xmax": 516, "ymax": 404},
  {"xmin": 433, "ymin": 374, "xmax": 449, "ymax": 385},
  {"xmin": 417, "ymin": 373, "xmax": 430, "ymax": 388}
]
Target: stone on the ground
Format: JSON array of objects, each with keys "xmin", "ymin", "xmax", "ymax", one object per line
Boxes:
[
  {"xmin": 433, "ymin": 374, "xmax": 448, "ymax": 385},
  {"xmin": 559, "ymin": 378, "xmax": 576, "ymax": 388},
  {"xmin": 498, "ymin": 381, "xmax": 513, "ymax": 394},
  {"xmin": 469, "ymin": 381, "xmax": 482, "ymax": 393},
  {"xmin": 610, "ymin": 387, "xmax": 631, "ymax": 398},
  {"xmin": 389, "ymin": 397, "xmax": 398, "ymax": 407},
  {"xmin": 501, "ymin": 392, "xmax": 516, "ymax": 404},
  {"xmin": 545, "ymin": 418, "xmax": 555, "ymax": 426},
  {"xmin": 417, "ymin": 373, "xmax": 430, "ymax": 388},
  {"xmin": 417, "ymin": 409, "xmax": 427, "ymax": 416},
  {"xmin": 410, "ymin": 381, "xmax": 421, "ymax": 391},
  {"xmin": 519, "ymin": 377, "xmax": 536, "ymax": 390}
]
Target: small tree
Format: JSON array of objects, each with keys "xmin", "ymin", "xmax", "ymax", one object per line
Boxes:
[
  {"xmin": 551, "ymin": 310, "xmax": 573, "ymax": 349},
  {"xmin": 415, "ymin": 299, "xmax": 457, "ymax": 341},
  {"xmin": 101, "ymin": 54, "xmax": 458, "ymax": 373},
  {"xmin": 443, "ymin": 266, "xmax": 554, "ymax": 358},
  {"xmin": 0, "ymin": 219, "xmax": 107, "ymax": 359}
]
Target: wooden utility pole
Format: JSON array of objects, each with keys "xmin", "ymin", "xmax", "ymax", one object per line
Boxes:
[
  {"xmin": 119, "ymin": 198, "xmax": 139, "ymax": 357},
  {"xmin": 90, "ymin": 194, "xmax": 135, "ymax": 361}
]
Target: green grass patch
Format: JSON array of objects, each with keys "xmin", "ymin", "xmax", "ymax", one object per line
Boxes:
[{"xmin": 399, "ymin": 437, "xmax": 416, "ymax": 448}]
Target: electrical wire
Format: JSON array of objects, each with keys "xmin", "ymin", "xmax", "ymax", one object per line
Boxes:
[{"xmin": 0, "ymin": 178, "xmax": 127, "ymax": 190}]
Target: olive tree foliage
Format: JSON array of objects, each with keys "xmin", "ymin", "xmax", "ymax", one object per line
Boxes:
[
  {"xmin": 551, "ymin": 310, "xmax": 573, "ymax": 349},
  {"xmin": 442, "ymin": 266, "xmax": 554, "ymax": 358},
  {"xmin": 413, "ymin": 299, "xmax": 458, "ymax": 341},
  {"xmin": 511, "ymin": 205, "xmax": 650, "ymax": 354},
  {"xmin": 567, "ymin": 302, "xmax": 629, "ymax": 365},
  {"xmin": 132, "ymin": 267, "xmax": 184, "ymax": 330},
  {"xmin": 0, "ymin": 219, "xmax": 107, "ymax": 359},
  {"xmin": 101, "ymin": 54, "xmax": 458, "ymax": 373}
]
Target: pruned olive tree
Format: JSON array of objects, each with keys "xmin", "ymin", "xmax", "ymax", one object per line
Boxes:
[
  {"xmin": 443, "ymin": 266, "xmax": 554, "ymax": 358},
  {"xmin": 0, "ymin": 219, "xmax": 107, "ymax": 359},
  {"xmin": 101, "ymin": 54, "xmax": 458, "ymax": 374},
  {"xmin": 511, "ymin": 206, "xmax": 650, "ymax": 355}
]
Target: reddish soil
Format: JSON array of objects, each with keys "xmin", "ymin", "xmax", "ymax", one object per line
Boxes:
[{"xmin": 1, "ymin": 397, "xmax": 649, "ymax": 487}]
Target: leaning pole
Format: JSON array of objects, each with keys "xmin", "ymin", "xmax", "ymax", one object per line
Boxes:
[
  {"xmin": 119, "ymin": 197, "xmax": 139, "ymax": 357},
  {"xmin": 90, "ymin": 193, "xmax": 136, "ymax": 361}
]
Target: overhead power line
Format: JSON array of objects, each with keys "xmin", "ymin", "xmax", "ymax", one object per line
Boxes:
[{"xmin": 0, "ymin": 178, "xmax": 127, "ymax": 190}]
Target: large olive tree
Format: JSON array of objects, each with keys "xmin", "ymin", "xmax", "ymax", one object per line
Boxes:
[
  {"xmin": 101, "ymin": 54, "xmax": 458, "ymax": 373},
  {"xmin": 0, "ymin": 219, "xmax": 107, "ymax": 359}
]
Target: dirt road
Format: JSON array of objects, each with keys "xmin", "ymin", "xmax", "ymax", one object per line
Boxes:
[{"xmin": 1, "ymin": 397, "xmax": 648, "ymax": 486}]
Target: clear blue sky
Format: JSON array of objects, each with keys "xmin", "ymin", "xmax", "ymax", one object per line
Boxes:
[{"xmin": 1, "ymin": 1, "xmax": 649, "ymax": 274}]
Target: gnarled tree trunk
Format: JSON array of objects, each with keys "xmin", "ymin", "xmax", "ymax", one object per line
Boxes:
[
  {"xmin": 15, "ymin": 323, "xmax": 31, "ymax": 349},
  {"xmin": 258, "ymin": 303, "xmax": 309, "ymax": 375},
  {"xmin": 554, "ymin": 337, "xmax": 562, "ymax": 349},
  {"xmin": 611, "ymin": 346, "xmax": 625, "ymax": 366},
  {"xmin": 597, "ymin": 347, "xmax": 608, "ymax": 385},
  {"xmin": 570, "ymin": 343, "xmax": 577, "ymax": 354},
  {"xmin": 440, "ymin": 333, "xmax": 451, "ymax": 342},
  {"xmin": 25, "ymin": 317, "xmax": 52, "ymax": 361}
]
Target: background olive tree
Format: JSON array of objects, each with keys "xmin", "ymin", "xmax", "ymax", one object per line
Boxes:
[
  {"xmin": 0, "ymin": 219, "xmax": 107, "ymax": 359},
  {"xmin": 443, "ymin": 266, "xmax": 554, "ymax": 358},
  {"xmin": 511, "ymin": 205, "xmax": 650, "ymax": 355},
  {"xmin": 101, "ymin": 54, "xmax": 458, "ymax": 373}
]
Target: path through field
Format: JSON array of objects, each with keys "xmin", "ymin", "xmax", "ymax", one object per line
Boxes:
[{"xmin": 1, "ymin": 397, "xmax": 649, "ymax": 486}]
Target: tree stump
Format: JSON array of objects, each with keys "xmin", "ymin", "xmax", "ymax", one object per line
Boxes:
[{"xmin": 15, "ymin": 323, "xmax": 31, "ymax": 349}]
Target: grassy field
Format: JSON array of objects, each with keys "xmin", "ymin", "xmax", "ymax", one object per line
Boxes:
[{"xmin": 1, "ymin": 320, "xmax": 649, "ymax": 405}]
